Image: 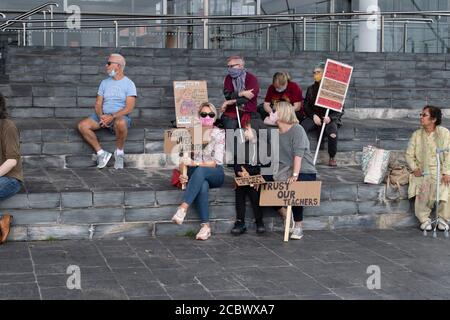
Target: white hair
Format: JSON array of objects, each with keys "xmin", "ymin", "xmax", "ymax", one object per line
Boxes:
[{"xmin": 110, "ymin": 53, "xmax": 126, "ymax": 70}]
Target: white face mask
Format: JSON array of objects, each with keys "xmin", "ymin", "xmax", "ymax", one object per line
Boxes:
[
  {"xmin": 275, "ymin": 86, "xmax": 287, "ymax": 93},
  {"xmin": 108, "ymin": 69, "xmax": 116, "ymax": 78}
]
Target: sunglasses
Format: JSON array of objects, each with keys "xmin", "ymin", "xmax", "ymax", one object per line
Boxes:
[
  {"xmin": 419, "ymin": 113, "xmax": 430, "ymax": 118},
  {"xmin": 200, "ymin": 112, "xmax": 215, "ymax": 118},
  {"xmin": 106, "ymin": 61, "xmax": 121, "ymax": 66},
  {"xmin": 313, "ymin": 71, "xmax": 322, "ymax": 74},
  {"xmin": 227, "ymin": 64, "xmax": 241, "ymax": 68}
]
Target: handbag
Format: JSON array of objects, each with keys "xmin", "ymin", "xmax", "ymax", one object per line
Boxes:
[
  {"xmin": 384, "ymin": 165, "xmax": 410, "ymax": 200},
  {"xmin": 171, "ymin": 169, "xmax": 182, "ymax": 189},
  {"xmin": 362, "ymin": 145, "xmax": 391, "ymax": 185}
]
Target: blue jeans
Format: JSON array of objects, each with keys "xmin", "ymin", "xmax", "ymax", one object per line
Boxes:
[
  {"xmin": 89, "ymin": 113, "xmax": 132, "ymax": 134},
  {"xmin": 0, "ymin": 176, "xmax": 21, "ymax": 201},
  {"xmin": 182, "ymin": 166, "xmax": 225, "ymax": 223},
  {"xmin": 263, "ymin": 173, "xmax": 317, "ymax": 222}
]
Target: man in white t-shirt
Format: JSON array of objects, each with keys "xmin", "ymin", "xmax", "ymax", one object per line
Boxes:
[{"xmin": 78, "ymin": 53, "xmax": 137, "ymax": 169}]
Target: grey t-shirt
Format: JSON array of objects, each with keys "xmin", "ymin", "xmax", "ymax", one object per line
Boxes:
[{"xmin": 278, "ymin": 123, "xmax": 317, "ymax": 174}]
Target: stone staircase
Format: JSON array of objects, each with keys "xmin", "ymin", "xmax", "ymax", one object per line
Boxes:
[{"xmin": 3, "ymin": 45, "xmax": 447, "ymax": 240}]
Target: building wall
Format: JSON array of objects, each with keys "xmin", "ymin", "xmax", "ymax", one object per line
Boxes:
[{"xmin": 0, "ymin": 46, "xmax": 448, "ymax": 120}]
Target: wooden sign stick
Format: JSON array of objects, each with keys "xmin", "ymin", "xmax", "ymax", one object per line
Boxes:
[
  {"xmin": 283, "ymin": 206, "xmax": 293, "ymax": 242},
  {"xmin": 181, "ymin": 152, "xmax": 188, "ymax": 190}
]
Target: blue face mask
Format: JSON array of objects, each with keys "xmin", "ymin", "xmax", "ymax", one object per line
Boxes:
[
  {"xmin": 108, "ymin": 69, "xmax": 116, "ymax": 78},
  {"xmin": 227, "ymin": 67, "xmax": 244, "ymax": 78}
]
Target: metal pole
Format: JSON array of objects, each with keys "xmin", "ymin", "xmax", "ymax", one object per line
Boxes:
[
  {"xmin": 403, "ymin": 21, "xmax": 408, "ymax": 53},
  {"xmin": 50, "ymin": 5, "xmax": 54, "ymax": 47},
  {"xmin": 22, "ymin": 22, "xmax": 26, "ymax": 46},
  {"xmin": 303, "ymin": 18, "xmax": 306, "ymax": 50},
  {"xmin": 337, "ymin": 22, "xmax": 340, "ymax": 52},
  {"xmin": 329, "ymin": 22, "xmax": 332, "ymax": 51},
  {"xmin": 99, "ymin": 28, "xmax": 102, "ymax": 46},
  {"xmin": 43, "ymin": 11, "xmax": 47, "ymax": 46},
  {"xmin": 203, "ymin": 19, "xmax": 208, "ymax": 49},
  {"xmin": 380, "ymin": 15, "xmax": 384, "ymax": 52},
  {"xmin": 114, "ymin": 20, "xmax": 118, "ymax": 48},
  {"xmin": 176, "ymin": 26, "xmax": 180, "ymax": 48},
  {"xmin": 266, "ymin": 23, "xmax": 270, "ymax": 50},
  {"xmin": 17, "ymin": 30, "xmax": 20, "ymax": 46}
]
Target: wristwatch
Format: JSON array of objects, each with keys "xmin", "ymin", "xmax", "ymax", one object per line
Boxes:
[{"xmin": 293, "ymin": 173, "xmax": 298, "ymax": 177}]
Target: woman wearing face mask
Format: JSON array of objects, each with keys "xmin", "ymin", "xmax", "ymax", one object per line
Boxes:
[
  {"xmin": 171, "ymin": 102, "xmax": 225, "ymax": 241},
  {"xmin": 301, "ymin": 62, "xmax": 342, "ymax": 167},
  {"xmin": 262, "ymin": 72, "xmax": 303, "ymax": 125},
  {"xmin": 263, "ymin": 101, "xmax": 317, "ymax": 240}
]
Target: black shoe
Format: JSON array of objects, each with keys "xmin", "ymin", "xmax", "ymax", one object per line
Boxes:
[
  {"xmin": 231, "ymin": 221, "xmax": 247, "ymax": 235},
  {"xmin": 256, "ymin": 222, "xmax": 266, "ymax": 234}
]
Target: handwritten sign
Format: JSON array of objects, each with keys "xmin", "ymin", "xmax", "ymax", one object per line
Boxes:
[
  {"xmin": 163, "ymin": 127, "xmax": 207, "ymax": 155},
  {"xmin": 173, "ymin": 80, "xmax": 208, "ymax": 128},
  {"xmin": 259, "ymin": 181, "xmax": 322, "ymax": 207},
  {"xmin": 235, "ymin": 175, "xmax": 266, "ymax": 186},
  {"xmin": 315, "ymin": 59, "xmax": 353, "ymax": 113}
]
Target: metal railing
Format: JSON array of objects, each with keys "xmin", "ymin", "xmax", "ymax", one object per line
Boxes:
[{"xmin": 1, "ymin": 7, "xmax": 450, "ymax": 53}]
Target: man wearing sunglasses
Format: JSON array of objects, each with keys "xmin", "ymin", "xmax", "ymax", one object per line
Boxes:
[{"xmin": 78, "ymin": 53, "xmax": 137, "ymax": 169}]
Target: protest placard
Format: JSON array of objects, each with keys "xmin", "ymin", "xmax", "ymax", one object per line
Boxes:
[
  {"xmin": 234, "ymin": 175, "xmax": 266, "ymax": 187},
  {"xmin": 173, "ymin": 81, "xmax": 208, "ymax": 128},
  {"xmin": 315, "ymin": 59, "xmax": 353, "ymax": 113},
  {"xmin": 259, "ymin": 181, "xmax": 322, "ymax": 207}
]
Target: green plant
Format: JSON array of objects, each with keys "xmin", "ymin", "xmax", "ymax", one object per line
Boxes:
[
  {"xmin": 45, "ymin": 236, "xmax": 57, "ymax": 241},
  {"xmin": 184, "ymin": 230, "xmax": 196, "ymax": 238}
]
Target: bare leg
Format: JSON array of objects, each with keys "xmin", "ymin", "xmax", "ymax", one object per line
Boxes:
[
  {"xmin": 78, "ymin": 118, "xmax": 102, "ymax": 152},
  {"xmin": 114, "ymin": 117, "xmax": 128, "ymax": 150}
]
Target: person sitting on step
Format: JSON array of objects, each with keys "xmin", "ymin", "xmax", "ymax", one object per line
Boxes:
[
  {"xmin": 78, "ymin": 53, "xmax": 137, "ymax": 169},
  {"xmin": 171, "ymin": 102, "xmax": 225, "ymax": 241},
  {"xmin": 405, "ymin": 105, "xmax": 450, "ymax": 232},
  {"xmin": 301, "ymin": 62, "xmax": 342, "ymax": 167},
  {"xmin": 0, "ymin": 93, "xmax": 24, "ymax": 244}
]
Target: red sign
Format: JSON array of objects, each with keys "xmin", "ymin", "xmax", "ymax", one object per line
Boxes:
[{"xmin": 315, "ymin": 59, "xmax": 353, "ymax": 113}]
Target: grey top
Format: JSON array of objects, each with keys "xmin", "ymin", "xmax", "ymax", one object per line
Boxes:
[{"xmin": 278, "ymin": 123, "xmax": 317, "ymax": 174}]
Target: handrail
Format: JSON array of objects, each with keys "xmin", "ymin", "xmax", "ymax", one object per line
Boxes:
[
  {"xmin": 0, "ymin": 13, "xmax": 5, "ymax": 19},
  {"xmin": 4, "ymin": 10, "xmax": 450, "ymax": 25},
  {"xmin": 0, "ymin": 2, "xmax": 58, "ymax": 31}
]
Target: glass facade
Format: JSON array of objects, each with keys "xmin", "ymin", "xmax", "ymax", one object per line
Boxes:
[{"xmin": 0, "ymin": 0, "xmax": 450, "ymax": 52}]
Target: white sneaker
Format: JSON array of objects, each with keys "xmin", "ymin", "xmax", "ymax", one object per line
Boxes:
[
  {"xmin": 420, "ymin": 220, "xmax": 432, "ymax": 231},
  {"xmin": 114, "ymin": 151, "xmax": 125, "ymax": 169},
  {"xmin": 290, "ymin": 226, "xmax": 304, "ymax": 240},
  {"xmin": 438, "ymin": 218, "xmax": 449, "ymax": 231},
  {"xmin": 171, "ymin": 207, "xmax": 187, "ymax": 225},
  {"xmin": 97, "ymin": 151, "xmax": 112, "ymax": 169},
  {"xmin": 196, "ymin": 224, "xmax": 211, "ymax": 240}
]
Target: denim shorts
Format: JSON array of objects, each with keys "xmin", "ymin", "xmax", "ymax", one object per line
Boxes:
[{"xmin": 89, "ymin": 113, "xmax": 132, "ymax": 134}]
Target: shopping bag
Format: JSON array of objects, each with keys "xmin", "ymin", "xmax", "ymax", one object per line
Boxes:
[{"xmin": 362, "ymin": 145, "xmax": 391, "ymax": 185}]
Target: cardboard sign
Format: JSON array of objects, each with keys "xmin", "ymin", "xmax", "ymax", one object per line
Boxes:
[
  {"xmin": 259, "ymin": 181, "xmax": 322, "ymax": 207},
  {"xmin": 315, "ymin": 59, "xmax": 353, "ymax": 113},
  {"xmin": 234, "ymin": 175, "xmax": 266, "ymax": 186},
  {"xmin": 163, "ymin": 127, "xmax": 208, "ymax": 154},
  {"xmin": 173, "ymin": 80, "xmax": 208, "ymax": 128}
]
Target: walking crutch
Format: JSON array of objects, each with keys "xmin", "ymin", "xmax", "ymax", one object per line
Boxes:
[{"xmin": 423, "ymin": 147, "xmax": 450, "ymax": 238}]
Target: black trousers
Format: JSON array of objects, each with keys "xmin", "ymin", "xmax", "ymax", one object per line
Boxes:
[
  {"xmin": 235, "ymin": 186, "xmax": 263, "ymax": 224},
  {"xmin": 301, "ymin": 117, "xmax": 338, "ymax": 158},
  {"xmin": 263, "ymin": 173, "xmax": 317, "ymax": 222}
]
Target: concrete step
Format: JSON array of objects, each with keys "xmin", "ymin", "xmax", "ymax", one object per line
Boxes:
[
  {"xmin": 15, "ymin": 117, "xmax": 429, "ymax": 168},
  {"xmin": 4, "ymin": 166, "xmax": 415, "ymax": 241}
]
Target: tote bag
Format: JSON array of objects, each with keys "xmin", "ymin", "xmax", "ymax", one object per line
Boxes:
[{"xmin": 362, "ymin": 145, "xmax": 391, "ymax": 185}]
